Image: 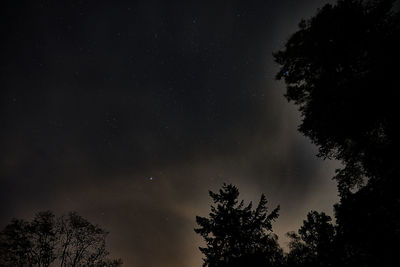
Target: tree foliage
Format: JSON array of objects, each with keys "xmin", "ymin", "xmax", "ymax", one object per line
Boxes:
[
  {"xmin": 333, "ymin": 179, "xmax": 400, "ymax": 267},
  {"xmin": 195, "ymin": 183, "xmax": 283, "ymax": 267},
  {"xmin": 0, "ymin": 211, "xmax": 122, "ymax": 267},
  {"xmin": 274, "ymin": 0, "xmax": 400, "ymax": 194},
  {"xmin": 286, "ymin": 211, "xmax": 336, "ymax": 267},
  {"xmin": 275, "ymin": 0, "xmax": 400, "ymax": 266}
]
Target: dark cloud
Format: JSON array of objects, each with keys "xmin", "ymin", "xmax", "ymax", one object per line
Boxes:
[{"xmin": 1, "ymin": 1, "xmax": 337, "ymax": 266}]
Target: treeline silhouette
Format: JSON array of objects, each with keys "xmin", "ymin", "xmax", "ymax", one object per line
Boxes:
[
  {"xmin": 195, "ymin": 0, "xmax": 399, "ymax": 266},
  {"xmin": 195, "ymin": 184, "xmax": 339, "ymax": 267},
  {"xmin": 0, "ymin": 211, "xmax": 122, "ymax": 267},
  {"xmin": 1, "ymin": 0, "xmax": 399, "ymax": 266}
]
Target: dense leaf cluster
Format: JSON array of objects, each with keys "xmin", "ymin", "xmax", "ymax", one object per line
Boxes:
[
  {"xmin": 274, "ymin": 0, "xmax": 400, "ymax": 266},
  {"xmin": 274, "ymin": 0, "xmax": 400, "ymax": 194}
]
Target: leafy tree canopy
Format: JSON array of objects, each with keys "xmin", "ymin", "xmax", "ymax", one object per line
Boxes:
[
  {"xmin": 275, "ymin": 1, "xmax": 400, "ymax": 266},
  {"xmin": 274, "ymin": 0, "xmax": 400, "ymax": 194}
]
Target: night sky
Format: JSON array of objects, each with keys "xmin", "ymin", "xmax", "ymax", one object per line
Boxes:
[{"xmin": 1, "ymin": 1, "xmax": 339, "ymax": 266}]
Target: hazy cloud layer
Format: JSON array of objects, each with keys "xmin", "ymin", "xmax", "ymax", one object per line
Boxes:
[{"xmin": 1, "ymin": 1, "xmax": 337, "ymax": 266}]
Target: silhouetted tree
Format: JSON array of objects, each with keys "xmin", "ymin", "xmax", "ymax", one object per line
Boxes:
[
  {"xmin": 29, "ymin": 211, "xmax": 57, "ymax": 267},
  {"xmin": 0, "ymin": 211, "xmax": 122, "ymax": 267},
  {"xmin": 286, "ymin": 211, "xmax": 336, "ymax": 267},
  {"xmin": 0, "ymin": 219, "xmax": 32, "ymax": 266},
  {"xmin": 0, "ymin": 211, "xmax": 57, "ymax": 267},
  {"xmin": 333, "ymin": 179, "xmax": 400, "ymax": 267},
  {"xmin": 274, "ymin": 0, "xmax": 400, "ymax": 193},
  {"xmin": 195, "ymin": 183, "xmax": 283, "ymax": 267},
  {"xmin": 57, "ymin": 212, "xmax": 121, "ymax": 267},
  {"xmin": 274, "ymin": 0, "xmax": 400, "ymax": 266}
]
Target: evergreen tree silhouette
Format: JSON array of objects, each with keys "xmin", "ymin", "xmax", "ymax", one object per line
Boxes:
[{"xmin": 195, "ymin": 183, "xmax": 283, "ymax": 267}]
